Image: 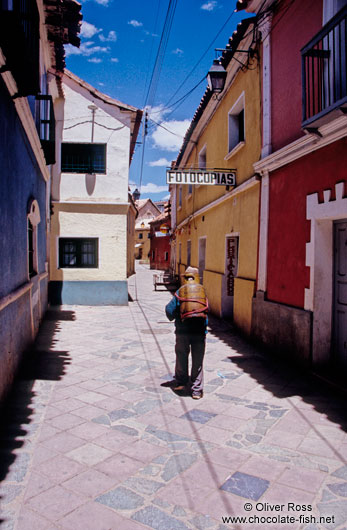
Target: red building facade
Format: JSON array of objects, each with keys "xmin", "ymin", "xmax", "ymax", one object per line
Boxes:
[
  {"xmin": 149, "ymin": 212, "xmax": 171, "ymax": 271},
  {"xmin": 238, "ymin": 0, "xmax": 347, "ymax": 374}
]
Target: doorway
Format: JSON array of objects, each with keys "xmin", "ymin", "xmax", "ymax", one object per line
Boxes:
[
  {"xmin": 221, "ymin": 234, "xmax": 239, "ymax": 319},
  {"xmin": 333, "ymin": 219, "xmax": 347, "ymax": 367},
  {"xmin": 198, "ymin": 237, "xmax": 206, "ymax": 284}
]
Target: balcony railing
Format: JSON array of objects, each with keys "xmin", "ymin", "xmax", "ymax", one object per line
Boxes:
[
  {"xmin": 36, "ymin": 95, "xmax": 56, "ymax": 165},
  {"xmin": 0, "ymin": 0, "xmax": 40, "ymax": 96},
  {"xmin": 301, "ymin": 5, "xmax": 347, "ymax": 127}
]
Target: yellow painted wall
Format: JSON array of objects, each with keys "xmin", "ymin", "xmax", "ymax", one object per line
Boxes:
[
  {"xmin": 234, "ymin": 278, "xmax": 256, "ymax": 335},
  {"xmin": 174, "ymin": 61, "xmax": 261, "ymax": 333},
  {"xmin": 176, "ymin": 183, "xmax": 260, "ymax": 319},
  {"xmin": 50, "ymin": 203, "xmax": 127, "ymax": 281},
  {"xmin": 135, "ymin": 229, "xmax": 150, "ymax": 260},
  {"xmin": 177, "ymin": 63, "xmax": 261, "ymax": 227},
  {"xmin": 127, "ymin": 206, "xmax": 136, "ymax": 276}
]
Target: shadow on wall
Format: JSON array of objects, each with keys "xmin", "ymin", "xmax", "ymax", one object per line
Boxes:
[
  {"xmin": 0, "ymin": 308, "xmax": 75, "ymax": 525},
  {"xmin": 207, "ymin": 314, "xmax": 347, "ymax": 445}
]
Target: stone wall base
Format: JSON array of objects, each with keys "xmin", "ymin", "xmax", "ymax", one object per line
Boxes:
[{"xmin": 251, "ymin": 291, "xmax": 312, "ymax": 366}]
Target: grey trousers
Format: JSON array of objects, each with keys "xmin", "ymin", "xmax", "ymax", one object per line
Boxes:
[{"xmin": 175, "ymin": 331, "xmax": 206, "ymax": 394}]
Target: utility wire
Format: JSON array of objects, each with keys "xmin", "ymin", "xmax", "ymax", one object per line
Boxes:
[
  {"xmin": 144, "ymin": 0, "xmax": 178, "ymax": 108},
  {"xmin": 139, "ymin": 0, "xmax": 178, "ymax": 192},
  {"xmin": 163, "ymin": 6, "xmax": 237, "ymax": 109},
  {"xmin": 141, "ymin": 0, "xmax": 161, "ymax": 107}
]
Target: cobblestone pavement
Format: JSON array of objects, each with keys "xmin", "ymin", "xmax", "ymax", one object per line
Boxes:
[{"xmin": 1, "ymin": 263, "xmax": 347, "ymax": 530}]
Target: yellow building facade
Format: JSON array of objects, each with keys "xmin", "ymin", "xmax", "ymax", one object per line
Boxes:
[{"xmin": 172, "ymin": 17, "xmax": 261, "ymax": 335}]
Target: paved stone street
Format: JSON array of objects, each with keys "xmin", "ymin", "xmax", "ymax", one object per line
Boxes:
[{"xmin": 1, "ymin": 263, "xmax": 347, "ymax": 530}]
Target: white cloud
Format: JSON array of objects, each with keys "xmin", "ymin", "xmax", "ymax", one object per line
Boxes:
[
  {"xmin": 128, "ymin": 19, "xmax": 143, "ymax": 27},
  {"xmin": 98, "ymin": 82, "xmax": 105, "ymax": 86},
  {"xmin": 172, "ymin": 48, "xmax": 183, "ymax": 55},
  {"xmin": 94, "ymin": 0, "xmax": 111, "ymax": 6},
  {"xmin": 110, "ymin": 57, "xmax": 119, "ymax": 63},
  {"xmin": 140, "ymin": 183, "xmax": 169, "ymax": 194},
  {"xmin": 65, "ymin": 42, "xmax": 110, "ymax": 57},
  {"xmin": 201, "ymin": 1, "xmax": 218, "ymax": 11},
  {"xmin": 88, "ymin": 57, "xmax": 102, "ymax": 63},
  {"xmin": 149, "ymin": 158, "xmax": 172, "ymax": 167},
  {"xmin": 99, "ymin": 30, "xmax": 117, "ymax": 42},
  {"xmin": 80, "ymin": 21, "xmax": 101, "ymax": 38},
  {"xmin": 151, "ymin": 119, "xmax": 191, "ymax": 152}
]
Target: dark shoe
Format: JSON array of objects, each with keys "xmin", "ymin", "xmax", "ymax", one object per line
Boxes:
[{"xmin": 192, "ymin": 392, "xmax": 203, "ymax": 400}]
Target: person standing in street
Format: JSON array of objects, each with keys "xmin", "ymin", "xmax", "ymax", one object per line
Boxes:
[{"xmin": 165, "ymin": 266, "xmax": 208, "ymax": 399}]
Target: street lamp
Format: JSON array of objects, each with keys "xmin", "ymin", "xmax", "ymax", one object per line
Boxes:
[{"xmin": 207, "ymin": 59, "xmax": 227, "ymax": 95}]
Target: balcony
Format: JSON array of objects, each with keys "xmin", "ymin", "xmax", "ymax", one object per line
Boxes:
[
  {"xmin": 36, "ymin": 95, "xmax": 56, "ymax": 165},
  {"xmin": 301, "ymin": 5, "xmax": 347, "ymax": 129},
  {"xmin": 0, "ymin": 0, "xmax": 40, "ymax": 96}
]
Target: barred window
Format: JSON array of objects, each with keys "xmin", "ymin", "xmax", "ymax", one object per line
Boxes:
[
  {"xmin": 59, "ymin": 238, "xmax": 98, "ymax": 268},
  {"xmin": 61, "ymin": 143, "xmax": 106, "ymax": 173}
]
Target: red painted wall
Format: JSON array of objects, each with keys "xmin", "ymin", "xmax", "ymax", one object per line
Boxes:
[
  {"xmin": 150, "ymin": 220, "xmax": 171, "ymax": 270},
  {"xmin": 267, "ymin": 138, "xmax": 347, "ymax": 308},
  {"xmin": 271, "ymin": 0, "xmax": 323, "ymax": 151}
]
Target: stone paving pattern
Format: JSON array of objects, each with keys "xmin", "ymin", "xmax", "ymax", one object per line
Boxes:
[{"xmin": 1, "ymin": 263, "xmax": 347, "ymax": 529}]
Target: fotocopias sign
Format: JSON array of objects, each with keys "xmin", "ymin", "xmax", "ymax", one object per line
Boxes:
[{"xmin": 166, "ymin": 169, "xmax": 236, "ymax": 186}]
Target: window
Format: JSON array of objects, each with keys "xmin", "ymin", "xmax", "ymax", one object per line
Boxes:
[
  {"xmin": 27, "ymin": 198, "xmax": 40, "ymax": 279},
  {"xmin": 59, "ymin": 238, "xmax": 98, "ymax": 268},
  {"xmin": 187, "ymin": 240, "xmax": 191, "ymax": 266},
  {"xmin": 36, "ymin": 95, "xmax": 55, "ymax": 164},
  {"xmin": 179, "ymin": 242, "xmax": 182, "ymax": 264},
  {"xmin": 28, "ymin": 219, "xmax": 35, "ymax": 278},
  {"xmin": 138, "ymin": 233, "xmax": 143, "ymax": 239},
  {"xmin": 198, "ymin": 145, "xmax": 206, "ymax": 169},
  {"xmin": 61, "ymin": 143, "xmax": 106, "ymax": 174},
  {"xmin": 164, "ymin": 251, "xmax": 169, "ymax": 261},
  {"xmin": 147, "ymin": 232, "xmax": 151, "ymax": 239},
  {"xmin": 228, "ymin": 93, "xmax": 245, "ymax": 155},
  {"xmin": 178, "ymin": 186, "xmax": 182, "ymax": 208},
  {"xmin": 188, "ymin": 183, "xmax": 193, "ymax": 196}
]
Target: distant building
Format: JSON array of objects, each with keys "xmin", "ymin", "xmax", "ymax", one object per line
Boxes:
[
  {"xmin": 0, "ymin": 0, "xmax": 81, "ymax": 400},
  {"xmin": 154, "ymin": 200, "xmax": 166, "ymax": 213},
  {"xmin": 49, "ymin": 70, "xmax": 142, "ymax": 305},
  {"xmin": 134, "ymin": 198, "xmax": 161, "ymax": 261},
  {"xmin": 149, "ymin": 208, "xmax": 171, "ymax": 271}
]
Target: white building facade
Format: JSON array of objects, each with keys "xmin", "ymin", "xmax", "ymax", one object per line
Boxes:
[{"xmin": 49, "ymin": 70, "xmax": 142, "ymax": 305}]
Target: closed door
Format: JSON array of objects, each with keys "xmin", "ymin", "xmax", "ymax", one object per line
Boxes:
[
  {"xmin": 333, "ymin": 220, "xmax": 347, "ymax": 366},
  {"xmin": 198, "ymin": 238, "xmax": 206, "ymax": 283}
]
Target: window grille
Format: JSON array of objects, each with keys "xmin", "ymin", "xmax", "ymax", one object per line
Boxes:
[
  {"xmin": 61, "ymin": 143, "xmax": 106, "ymax": 174},
  {"xmin": 59, "ymin": 238, "xmax": 98, "ymax": 268}
]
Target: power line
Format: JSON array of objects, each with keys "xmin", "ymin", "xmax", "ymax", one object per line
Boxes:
[
  {"xmin": 143, "ymin": 0, "xmax": 178, "ymax": 108},
  {"xmin": 139, "ymin": 0, "xmax": 178, "ymax": 192},
  {"xmin": 141, "ymin": 0, "xmax": 162, "ymax": 107},
  {"xmin": 163, "ymin": 6, "xmax": 237, "ymax": 109}
]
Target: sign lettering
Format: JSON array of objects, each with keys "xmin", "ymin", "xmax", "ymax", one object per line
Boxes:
[{"xmin": 166, "ymin": 169, "xmax": 236, "ymax": 187}]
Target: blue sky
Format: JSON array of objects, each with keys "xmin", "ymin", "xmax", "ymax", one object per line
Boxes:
[{"xmin": 65, "ymin": 0, "xmax": 249, "ymax": 201}]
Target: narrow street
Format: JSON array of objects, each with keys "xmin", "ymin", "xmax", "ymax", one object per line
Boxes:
[{"xmin": 0, "ymin": 264, "xmax": 347, "ymax": 530}]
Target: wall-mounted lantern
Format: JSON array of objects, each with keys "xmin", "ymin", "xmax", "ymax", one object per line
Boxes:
[{"xmin": 207, "ymin": 59, "xmax": 227, "ymax": 95}]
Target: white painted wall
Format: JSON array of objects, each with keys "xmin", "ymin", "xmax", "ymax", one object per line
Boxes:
[{"xmin": 59, "ymin": 82, "xmax": 132, "ymax": 203}]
